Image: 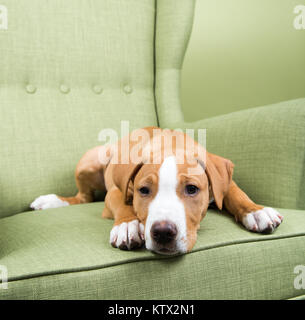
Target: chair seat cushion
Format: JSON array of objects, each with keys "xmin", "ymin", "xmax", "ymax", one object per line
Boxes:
[{"xmin": 0, "ymin": 203, "xmax": 304, "ymax": 299}]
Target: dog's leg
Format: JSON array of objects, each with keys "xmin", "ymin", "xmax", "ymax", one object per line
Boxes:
[
  {"xmin": 223, "ymin": 181, "xmax": 283, "ymax": 233},
  {"xmin": 30, "ymin": 146, "xmax": 109, "ymax": 210},
  {"xmin": 104, "ymin": 187, "xmax": 144, "ymax": 250}
]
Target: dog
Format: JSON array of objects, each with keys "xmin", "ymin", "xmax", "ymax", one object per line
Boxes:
[{"xmin": 30, "ymin": 127, "xmax": 283, "ymax": 255}]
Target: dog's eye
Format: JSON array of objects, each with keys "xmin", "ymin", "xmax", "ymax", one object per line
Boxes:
[
  {"xmin": 138, "ymin": 186, "xmax": 150, "ymax": 195},
  {"xmin": 185, "ymin": 184, "xmax": 199, "ymax": 196}
]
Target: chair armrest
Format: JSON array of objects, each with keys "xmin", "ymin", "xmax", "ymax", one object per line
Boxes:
[{"xmin": 169, "ymin": 98, "xmax": 305, "ymax": 210}]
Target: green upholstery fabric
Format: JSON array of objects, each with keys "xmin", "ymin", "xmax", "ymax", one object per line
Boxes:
[
  {"xmin": 172, "ymin": 98, "xmax": 305, "ymax": 210},
  {"xmin": 155, "ymin": 0, "xmax": 195, "ymax": 126},
  {"xmin": 0, "ymin": 0, "xmax": 158, "ymax": 217},
  {"xmin": 0, "ymin": 203, "xmax": 304, "ymax": 300}
]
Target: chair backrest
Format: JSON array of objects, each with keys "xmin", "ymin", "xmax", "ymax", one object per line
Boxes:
[{"xmin": 0, "ymin": 0, "xmax": 195, "ymax": 217}]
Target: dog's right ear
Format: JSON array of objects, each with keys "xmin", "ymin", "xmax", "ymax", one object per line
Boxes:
[{"xmin": 113, "ymin": 163, "xmax": 143, "ymax": 205}]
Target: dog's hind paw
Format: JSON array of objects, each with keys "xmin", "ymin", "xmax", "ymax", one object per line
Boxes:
[
  {"xmin": 242, "ymin": 207, "xmax": 283, "ymax": 233},
  {"xmin": 30, "ymin": 194, "xmax": 69, "ymax": 210},
  {"xmin": 110, "ymin": 220, "xmax": 144, "ymax": 250}
]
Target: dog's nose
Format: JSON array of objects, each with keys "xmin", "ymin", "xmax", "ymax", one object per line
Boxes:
[{"xmin": 151, "ymin": 221, "xmax": 177, "ymax": 245}]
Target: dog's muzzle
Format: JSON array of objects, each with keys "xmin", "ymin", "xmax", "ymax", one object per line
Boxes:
[{"xmin": 150, "ymin": 220, "xmax": 179, "ymax": 254}]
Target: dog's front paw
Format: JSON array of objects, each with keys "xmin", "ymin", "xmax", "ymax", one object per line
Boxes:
[
  {"xmin": 30, "ymin": 194, "xmax": 69, "ymax": 210},
  {"xmin": 110, "ymin": 220, "xmax": 144, "ymax": 250},
  {"xmin": 242, "ymin": 207, "xmax": 283, "ymax": 233}
]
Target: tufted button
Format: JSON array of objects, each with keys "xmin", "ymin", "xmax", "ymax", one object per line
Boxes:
[
  {"xmin": 123, "ymin": 84, "xmax": 132, "ymax": 94},
  {"xmin": 60, "ymin": 84, "xmax": 70, "ymax": 94},
  {"xmin": 93, "ymin": 85, "xmax": 103, "ymax": 94},
  {"xmin": 26, "ymin": 84, "xmax": 36, "ymax": 94}
]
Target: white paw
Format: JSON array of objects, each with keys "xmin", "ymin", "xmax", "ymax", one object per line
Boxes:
[
  {"xmin": 110, "ymin": 220, "xmax": 145, "ymax": 250},
  {"xmin": 30, "ymin": 194, "xmax": 69, "ymax": 210},
  {"xmin": 242, "ymin": 207, "xmax": 283, "ymax": 233}
]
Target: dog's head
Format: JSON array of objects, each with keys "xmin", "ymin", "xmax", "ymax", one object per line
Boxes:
[{"xmin": 113, "ymin": 150, "xmax": 234, "ymax": 255}]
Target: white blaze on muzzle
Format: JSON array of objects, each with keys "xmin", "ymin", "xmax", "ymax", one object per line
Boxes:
[{"xmin": 145, "ymin": 156, "xmax": 187, "ymax": 254}]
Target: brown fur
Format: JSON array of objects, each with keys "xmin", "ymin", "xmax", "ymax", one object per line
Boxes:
[{"xmin": 55, "ymin": 127, "xmax": 264, "ymax": 252}]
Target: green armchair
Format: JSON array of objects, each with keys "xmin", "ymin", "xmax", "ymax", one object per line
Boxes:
[{"xmin": 0, "ymin": 0, "xmax": 304, "ymax": 299}]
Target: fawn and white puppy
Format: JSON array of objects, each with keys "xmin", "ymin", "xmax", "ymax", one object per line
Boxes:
[{"xmin": 31, "ymin": 127, "xmax": 283, "ymax": 255}]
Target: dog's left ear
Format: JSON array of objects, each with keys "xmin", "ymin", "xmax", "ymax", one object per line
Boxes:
[
  {"xmin": 205, "ymin": 152, "xmax": 234, "ymax": 210},
  {"xmin": 113, "ymin": 163, "xmax": 143, "ymax": 205}
]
